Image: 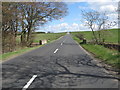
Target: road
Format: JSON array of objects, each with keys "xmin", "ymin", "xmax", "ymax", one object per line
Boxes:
[{"xmin": 2, "ymin": 34, "xmax": 119, "ymax": 89}]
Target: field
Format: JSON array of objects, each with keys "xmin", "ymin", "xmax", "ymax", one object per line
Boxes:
[
  {"xmin": 71, "ymin": 29, "xmax": 118, "ymax": 44},
  {"xmin": 17, "ymin": 33, "xmax": 66, "ymax": 43},
  {"xmin": 71, "ymin": 29, "xmax": 120, "ymax": 69},
  {"xmin": 1, "ymin": 32, "xmax": 66, "ymax": 61},
  {"xmin": 34, "ymin": 33, "xmax": 66, "ymax": 43}
]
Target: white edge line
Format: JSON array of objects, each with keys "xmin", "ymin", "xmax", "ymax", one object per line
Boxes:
[
  {"xmin": 22, "ymin": 75, "xmax": 37, "ymax": 90},
  {"xmin": 54, "ymin": 48, "xmax": 59, "ymax": 53},
  {"xmin": 63, "ymin": 38, "xmax": 66, "ymax": 42}
]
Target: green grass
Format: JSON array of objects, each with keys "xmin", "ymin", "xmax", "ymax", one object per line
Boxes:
[
  {"xmin": 2, "ymin": 32, "xmax": 66, "ymax": 61},
  {"xmin": 34, "ymin": 33, "xmax": 65, "ymax": 43},
  {"xmin": 16, "ymin": 33, "xmax": 66, "ymax": 43},
  {"xmin": 0, "ymin": 46, "xmax": 42, "ymax": 61},
  {"xmin": 71, "ymin": 29, "xmax": 119, "ymax": 43},
  {"xmin": 82, "ymin": 44, "xmax": 120, "ymax": 68},
  {"xmin": 72, "ymin": 31, "xmax": 120, "ymax": 69}
]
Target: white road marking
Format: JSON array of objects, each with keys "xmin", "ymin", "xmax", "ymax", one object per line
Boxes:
[
  {"xmin": 63, "ymin": 39, "xmax": 66, "ymax": 42},
  {"xmin": 54, "ymin": 48, "xmax": 59, "ymax": 53},
  {"xmin": 61, "ymin": 43, "xmax": 63, "ymax": 45},
  {"xmin": 22, "ymin": 75, "xmax": 37, "ymax": 90}
]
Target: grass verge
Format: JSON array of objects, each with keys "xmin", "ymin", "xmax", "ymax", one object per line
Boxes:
[
  {"xmin": 72, "ymin": 36, "xmax": 120, "ymax": 69},
  {"xmin": 0, "ymin": 46, "xmax": 42, "ymax": 62},
  {"xmin": 82, "ymin": 44, "xmax": 120, "ymax": 69}
]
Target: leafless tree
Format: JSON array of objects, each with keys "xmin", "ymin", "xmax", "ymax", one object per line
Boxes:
[
  {"xmin": 81, "ymin": 10, "xmax": 100, "ymax": 44},
  {"xmin": 81, "ymin": 10, "xmax": 117, "ymax": 44}
]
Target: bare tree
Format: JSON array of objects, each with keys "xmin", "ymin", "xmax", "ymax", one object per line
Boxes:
[
  {"xmin": 81, "ymin": 10, "xmax": 117, "ymax": 44},
  {"xmin": 81, "ymin": 10, "xmax": 100, "ymax": 44},
  {"xmin": 96, "ymin": 12, "xmax": 108, "ymax": 43}
]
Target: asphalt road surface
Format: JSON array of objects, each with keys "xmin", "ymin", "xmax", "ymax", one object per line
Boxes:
[{"xmin": 2, "ymin": 34, "xmax": 119, "ymax": 89}]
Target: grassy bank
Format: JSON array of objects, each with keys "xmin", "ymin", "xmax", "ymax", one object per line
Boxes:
[
  {"xmin": 82, "ymin": 44, "xmax": 120, "ymax": 68},
  {"xmin": 0, "ymin": 46, "xmax": 42, "ymax": 61},
  {"xmin": 1, "ymin": 32, "xmax": 65, "ymax": 62},
  {"xmin": 72, "ymin": 29, "xmax": 120, "ymax": 69}
]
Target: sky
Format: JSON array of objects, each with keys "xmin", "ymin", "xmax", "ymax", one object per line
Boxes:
[{"xmin": 37, "ymin": 0, "xmax": 119, "ymax": 33}]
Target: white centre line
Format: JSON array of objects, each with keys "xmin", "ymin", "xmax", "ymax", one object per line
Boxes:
[
  {"xmin": 22, "ymin": 75, "xmax": 37, "ymax": 90},
  {"xmin": 54, "ymin": 48, "xmax": 59, "ymax": 53},
  {"xmin": 63, "ymin": 39, "xmax": 66, "ymax": 42}
]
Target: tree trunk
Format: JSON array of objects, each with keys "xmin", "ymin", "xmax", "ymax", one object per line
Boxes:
[
  {"xmin": 21, "ymin": 30, "xmax": 26, "ymax": 46},
  {"xmin": 20, "ymin": 20, "xmax": 27, "ymax": 47},
  {"xmin": 98, "ymin": 31, "xmax": 101, "ymax": 43},
  {"xmin": 91, "ymin": 27, "xmax": 98, "ymax": 44},
  {"xmin": 27, "ymin": 24, "xmax": 32, "ymax": 46}
]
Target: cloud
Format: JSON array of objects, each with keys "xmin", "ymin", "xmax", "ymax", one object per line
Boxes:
[
  {"xmin": 60, "ymin": 23, "xmax": 69, "ymax": 27},
  {"xmin": 89, "ymin": 2, "xmax": 118, "ymax": 12},
  {"xmin": 107, "ymin": 13, "xmax": 118, "ymax": 20},
  {"xmin": 72, "ymin": 23, "xmax": 79, "ymax": 27},
  {"xmin": 37, "ymin": 22, "xmax": 90, "ymax": 32},
  {"xmin": 78, "ymin": 0, "xmax": 118, "ymax": 12},
  {"xmin": 99, "ymin": 5, "xmax": 117, "ymax": 12},
  {"xmin": 78, "ymin": 1, "xmax": 118, "ymax": 29}
]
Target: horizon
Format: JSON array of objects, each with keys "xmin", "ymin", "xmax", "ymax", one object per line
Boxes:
[{"xmin": 35, "ymin": 28, "xmax": 119, "ymax": 33}]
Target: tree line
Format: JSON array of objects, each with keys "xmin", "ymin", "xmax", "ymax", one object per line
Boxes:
[{"xmin": 2, "ymin": 2, "xmax": 68, "ymax": 53}]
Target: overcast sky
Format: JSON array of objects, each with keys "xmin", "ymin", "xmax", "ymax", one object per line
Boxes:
[{"xmin": 37, "ymin": 0, "xmax": 118, "ymax": 33}]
